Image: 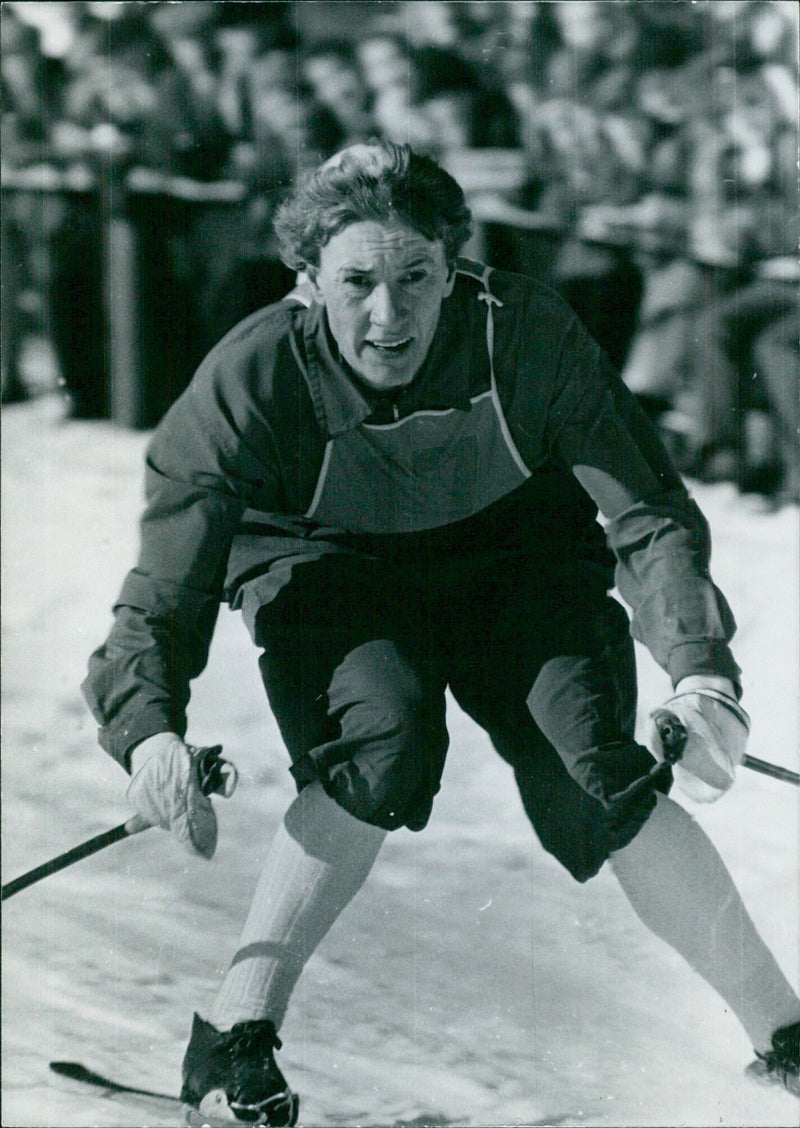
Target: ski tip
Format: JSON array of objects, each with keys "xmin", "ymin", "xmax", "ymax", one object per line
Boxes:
[{"xmin": 50, "ymin": 1061, "xmax": 103, "ymax": 1083}]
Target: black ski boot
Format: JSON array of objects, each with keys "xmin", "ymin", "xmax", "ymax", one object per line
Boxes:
[
  {"xmin": 746, "ymin": 1020, "xmax": 800, "ymax": 1097},
  {"xmin": 180, "ymin": 1013, "xmax": 299, "ymax": 1124}
]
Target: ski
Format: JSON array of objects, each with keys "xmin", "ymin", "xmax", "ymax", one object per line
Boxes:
[
  {"xmin": 49, "ymin": 1060, "xmax": 294, "ymax": 1126},
  {"xmin": 50, "ymin": 1061, "xmax": 190, "ymax": 1121},
  {"xmin": 50, "ymin": 1059, "xmax": 179, "ymax": 1101}
]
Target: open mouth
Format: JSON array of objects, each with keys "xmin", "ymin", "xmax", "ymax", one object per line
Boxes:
[{"xmin": 365, "ymin": 337, "xmax": 412, "ymax": 355}]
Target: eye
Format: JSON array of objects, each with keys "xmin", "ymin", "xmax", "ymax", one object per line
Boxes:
[
  {"xmin": 401, "ymin": 270, "xmax": 428, "ymax": 285},
  {"xmin": 343, "ymin": 274, "xmax": 370, "ymax": 289}
]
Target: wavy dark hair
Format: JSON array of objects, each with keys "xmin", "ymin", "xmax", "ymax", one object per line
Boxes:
[{"xmin": 273, "ymin": 140, "xmax": 473, "ymax": 273}]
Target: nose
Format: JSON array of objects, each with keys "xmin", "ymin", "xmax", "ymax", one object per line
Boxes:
[{"xmin": 368, "ymin": 282, "xmax": 403, "ymax": 327}]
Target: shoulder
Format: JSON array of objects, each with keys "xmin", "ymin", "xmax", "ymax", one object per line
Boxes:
[
  {"xmin": 153, "ymin": 295, "xmax": 313, "ymax": 458},
  {"xmin": 200, "ymin": 298, "xmax": 301, "ymax": 374},
  {"xmin": 456, "ymin": 259, "xmax": 580, "ymax": 329},
  {"xmin": 189, "ymin": 296, "xmax": 311, "ymax": 412},
  {"xmin": 455, "ymin": 260, "xmax": 593, "ymax": 378}
]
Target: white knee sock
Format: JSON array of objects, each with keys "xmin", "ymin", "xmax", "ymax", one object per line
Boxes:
[
  {"xmin": 611, "ymin": 792, "xmax": 800, "ymax": 1053},
  {"xmin": 209, "ymin": 782, "xmax": 386, "ymax": 1032}
]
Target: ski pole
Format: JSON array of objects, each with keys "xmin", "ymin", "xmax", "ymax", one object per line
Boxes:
[
  {"xmin": 1, "ymin": 745, "xmax": 238, "ymax": 901},
  {"xmin": 653, "ymin": 712, "xmax": 800, "ymax": 786},
  {"xmin": 1, "ymin": 815, "xmax": 149, "ymax": 901}
]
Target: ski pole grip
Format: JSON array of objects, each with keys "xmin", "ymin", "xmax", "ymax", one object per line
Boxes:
[
  {"xmin": 652, "ymin": 709, "xmax": 689, "ymax": 764},
  {"xmin": 3, "ymin": 747, "xmax": 238, "ymax": 901}
]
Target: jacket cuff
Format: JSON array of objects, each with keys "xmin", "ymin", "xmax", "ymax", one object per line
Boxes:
[
  {"xmin": 98, "ymin": 708, "xmax": 186, "ymax": 773},
  {"xmin": 668, "ymin": 639, "xmax": 742, "ymax": 699}
]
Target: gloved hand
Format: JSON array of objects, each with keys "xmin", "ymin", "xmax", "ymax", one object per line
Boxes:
[
  {"xmin": 127, "ymin": 733, "xmax": 238, "ymax": 858},
  {"xmin": 651, "ymin": 675, "xmax": 750, "ymax": 802}
]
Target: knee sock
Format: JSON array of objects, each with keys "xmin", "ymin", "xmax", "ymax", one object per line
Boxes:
[
  {"xmin": 208, "ymin": 782, "xmax": 387, "ymax": 1032},
  {"xmin": 611, "ymin": 792, "xmax": 800, "ymax": 1053}
]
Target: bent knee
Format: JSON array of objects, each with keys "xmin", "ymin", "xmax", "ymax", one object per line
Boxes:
[
  {"xmin": 325, "ymin": 713, "xmax": 448, "ymax": 831},
  {"xmin": 325, "ymin": 765, "xmax": 426, "ymax": 831},
  {"xmin": 524, "ymin": 753, "xmax": 672, "ymax": 884}
]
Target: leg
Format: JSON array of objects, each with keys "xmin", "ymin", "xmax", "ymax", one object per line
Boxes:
[
  {"xmin": 209, "ymin": 780, "xmax": 385, "ymax": 1031},
  {"xmin": 524, "ymin": 592, "xmax": 669, "ymax": 850},
  {"xmin": 526, "ymin": 596, "xmax": 799, "ymax": 1051},
  {"xmin": 611, "ymin": 792, "xmax": 800, "ymax": 1053},
  {"xmin": 752, "ymin": 303, "xmax": 800, "ymax": 499},
  {"xmin": 211, "ymin": 559, "xmax": 449, "ymax": 1031},
  {"xmin": 455, "ymin": 574, "xmax": 799, "ymax": 1054},
  {"xmin": 450, "ymin": 579, "xmax": 660, "ymax": 879}
]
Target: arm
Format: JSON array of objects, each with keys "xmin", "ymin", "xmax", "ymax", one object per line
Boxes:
[
  {"xmin": 544, "ymin": 317, "xmax": 741, "ymax": 694},
  {"xmin": 83, "ymin": 365, "xmax": 282, "ymax": 770}
]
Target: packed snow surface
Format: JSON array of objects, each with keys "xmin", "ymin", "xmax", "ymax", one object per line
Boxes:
[{"xmin": 2, "ymin": 398, "xmax": 799, "ymax": 1127}]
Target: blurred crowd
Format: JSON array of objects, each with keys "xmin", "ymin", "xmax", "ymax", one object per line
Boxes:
[{"xmin": 2, "ymin": 0, "xmax": 798, "ymax": 504}]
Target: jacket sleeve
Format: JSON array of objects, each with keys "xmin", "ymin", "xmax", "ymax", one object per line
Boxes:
[
  {"xmin": 543, "ymin": 315, "xmax": 742, "ymax": 694},
  {"xmin": 82, "ymin": 366, "xmax": 282, "ymax": 769}
]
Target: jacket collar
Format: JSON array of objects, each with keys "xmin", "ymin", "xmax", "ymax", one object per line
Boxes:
[{"xmin": 302, "ymin": 281, "xmax": 477, "ymax": 437}]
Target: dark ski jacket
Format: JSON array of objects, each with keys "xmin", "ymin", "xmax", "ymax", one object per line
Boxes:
[{"xmin": 83, "ymin": 263, "xmax": 740, "ymax": 768}]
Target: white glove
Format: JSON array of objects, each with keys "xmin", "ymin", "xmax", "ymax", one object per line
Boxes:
[
  {"xmin": 651, "ymin": 675, "xmax": 750, "ymax": 803},
  {"xmin": 127, "ymin": 733, "xmax": 237, "ymax": 858}
]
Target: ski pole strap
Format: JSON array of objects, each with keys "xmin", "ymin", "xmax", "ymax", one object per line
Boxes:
[
  {"xmin": 661, "ymin": 688, "xmax": 751, "ymax": 733},
  {"xmin": 194, "ymin": 744, "xmax": 238, "ymax": 798}
]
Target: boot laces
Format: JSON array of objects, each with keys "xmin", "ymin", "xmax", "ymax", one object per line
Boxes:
[
  {"xmin": 224, "ymin": 1021, "xmax": 295, "ymax": 1118},
  {"xmin": 227, "ymin": 1020, "xmax": 282, "ymax": 1058}
]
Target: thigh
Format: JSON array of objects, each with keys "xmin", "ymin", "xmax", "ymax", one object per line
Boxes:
[
  {"xmin": 447, "ymin": 566, "xmax": 629, "ymax": 736},
  {"xmin": 253, "ymin": 556, "xmax": 449, "ymax": 830},
  {"xmin": 523, "ymin": 592, "xmax": 662, "ymax": 799},
  {"xmin": 449, "ymin": 577, "xmax": 666, "ymax": 871},
  {"xmin": 490, "ymin": 706, "xmax": 617, "ymax": 882}
]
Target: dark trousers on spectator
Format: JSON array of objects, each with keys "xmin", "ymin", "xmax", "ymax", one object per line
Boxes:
[{"xmin": 694, "ymin": 276, "xmax": 799, "ymax": 494}]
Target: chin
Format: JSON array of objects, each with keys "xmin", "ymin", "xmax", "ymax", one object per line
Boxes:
[
  {"xmin": 352, "ymin": 357, "xmax": 418, "ymax": 391},
  {"xmin": 362, "ymin": 372, "xmax": 413, "ymax": 391}
]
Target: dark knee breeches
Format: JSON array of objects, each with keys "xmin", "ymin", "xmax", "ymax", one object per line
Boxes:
[
  {"xmin": 253, "ymin": 559, "xmax": 449, "ymax": 832},
  {"xmin": 249, "ymin": 556, "xmax": 671, "ymax": 879}
]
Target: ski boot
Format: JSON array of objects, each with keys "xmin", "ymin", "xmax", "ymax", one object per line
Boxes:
[
  {"xmin": 180, "ymin": 1013, "xmax": 299, "ymax": 1125},
  {"xmin": 746, "ymin": 1020, "xmax": 800, "ymax": 1097}
]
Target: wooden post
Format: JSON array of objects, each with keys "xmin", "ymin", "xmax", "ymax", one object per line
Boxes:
[{"xmin": 105, "ymin": 208, "xmax": 144, "ymax": 428}]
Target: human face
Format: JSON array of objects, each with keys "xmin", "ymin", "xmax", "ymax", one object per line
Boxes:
[
  {"xmin": 356, "ymin": 38, "xmax": 409, "ymax": 92},
  {"xmin": 309, "ymin": 220, "xmax": 455, "ymax": 392}
]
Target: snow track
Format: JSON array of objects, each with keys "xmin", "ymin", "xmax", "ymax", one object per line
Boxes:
[{"xmin": 2, "ymin": 398, "xmax": 798, "ymax": 1126}]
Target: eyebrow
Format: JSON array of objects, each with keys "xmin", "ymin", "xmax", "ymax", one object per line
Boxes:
[{"xmin": 337, "ymin": 256, "xmax": 437, "ymax": 276}]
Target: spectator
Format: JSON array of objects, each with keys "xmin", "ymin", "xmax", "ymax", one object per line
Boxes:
[
  {"xmin": 145, "ymin": 0, "xmax": 230, "ymax": 180},
  {"xmin": 302, "ymin": 40, "xmax": 375, "ymax": 146},
  {"xmin": 45, "ymin": 6, "xmax": 171, "ymax": 419},
  {"xmin": 607, "ymin": 56, "xmax": 711, "ymax": 430},
  {"xmin": 1, "ymin": 9, "xmax": 60, "ymax": 404},
  {"xmin": 212, "ymin": 4, "xmax": 298, "ymax": 143},
  {"xmin": 205, "ymin": 21, "xmax": 345, "ymax": 350},
  {"xmin": 413, "ymin": 45, "xmax": 520, "ymax": 151},
  {"xmin": 688, "ymin": 57, "xmax": 799, "ymax": 503},
  {"xmin": 5, "ymin": 0, "xmax": 796, "ymax": 462},
  {"xmin": 355, "ymin": 33, "xmax": 441, "ymax": 151}
]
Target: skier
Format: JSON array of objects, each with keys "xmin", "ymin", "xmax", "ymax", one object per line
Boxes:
[{"xmin": 84, "ymin": 141, "xmax": 800, "ymax": 1124}]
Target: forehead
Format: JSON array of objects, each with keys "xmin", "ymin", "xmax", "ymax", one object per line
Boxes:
[{"xmin": 319, "ymin": 220, "xmax": 446, "ymax": 273}]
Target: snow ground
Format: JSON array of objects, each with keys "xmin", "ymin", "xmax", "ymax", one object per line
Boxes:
[{"xmin": 2, "ymin": 395, "xmax": 799, "ymax": 1128}]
